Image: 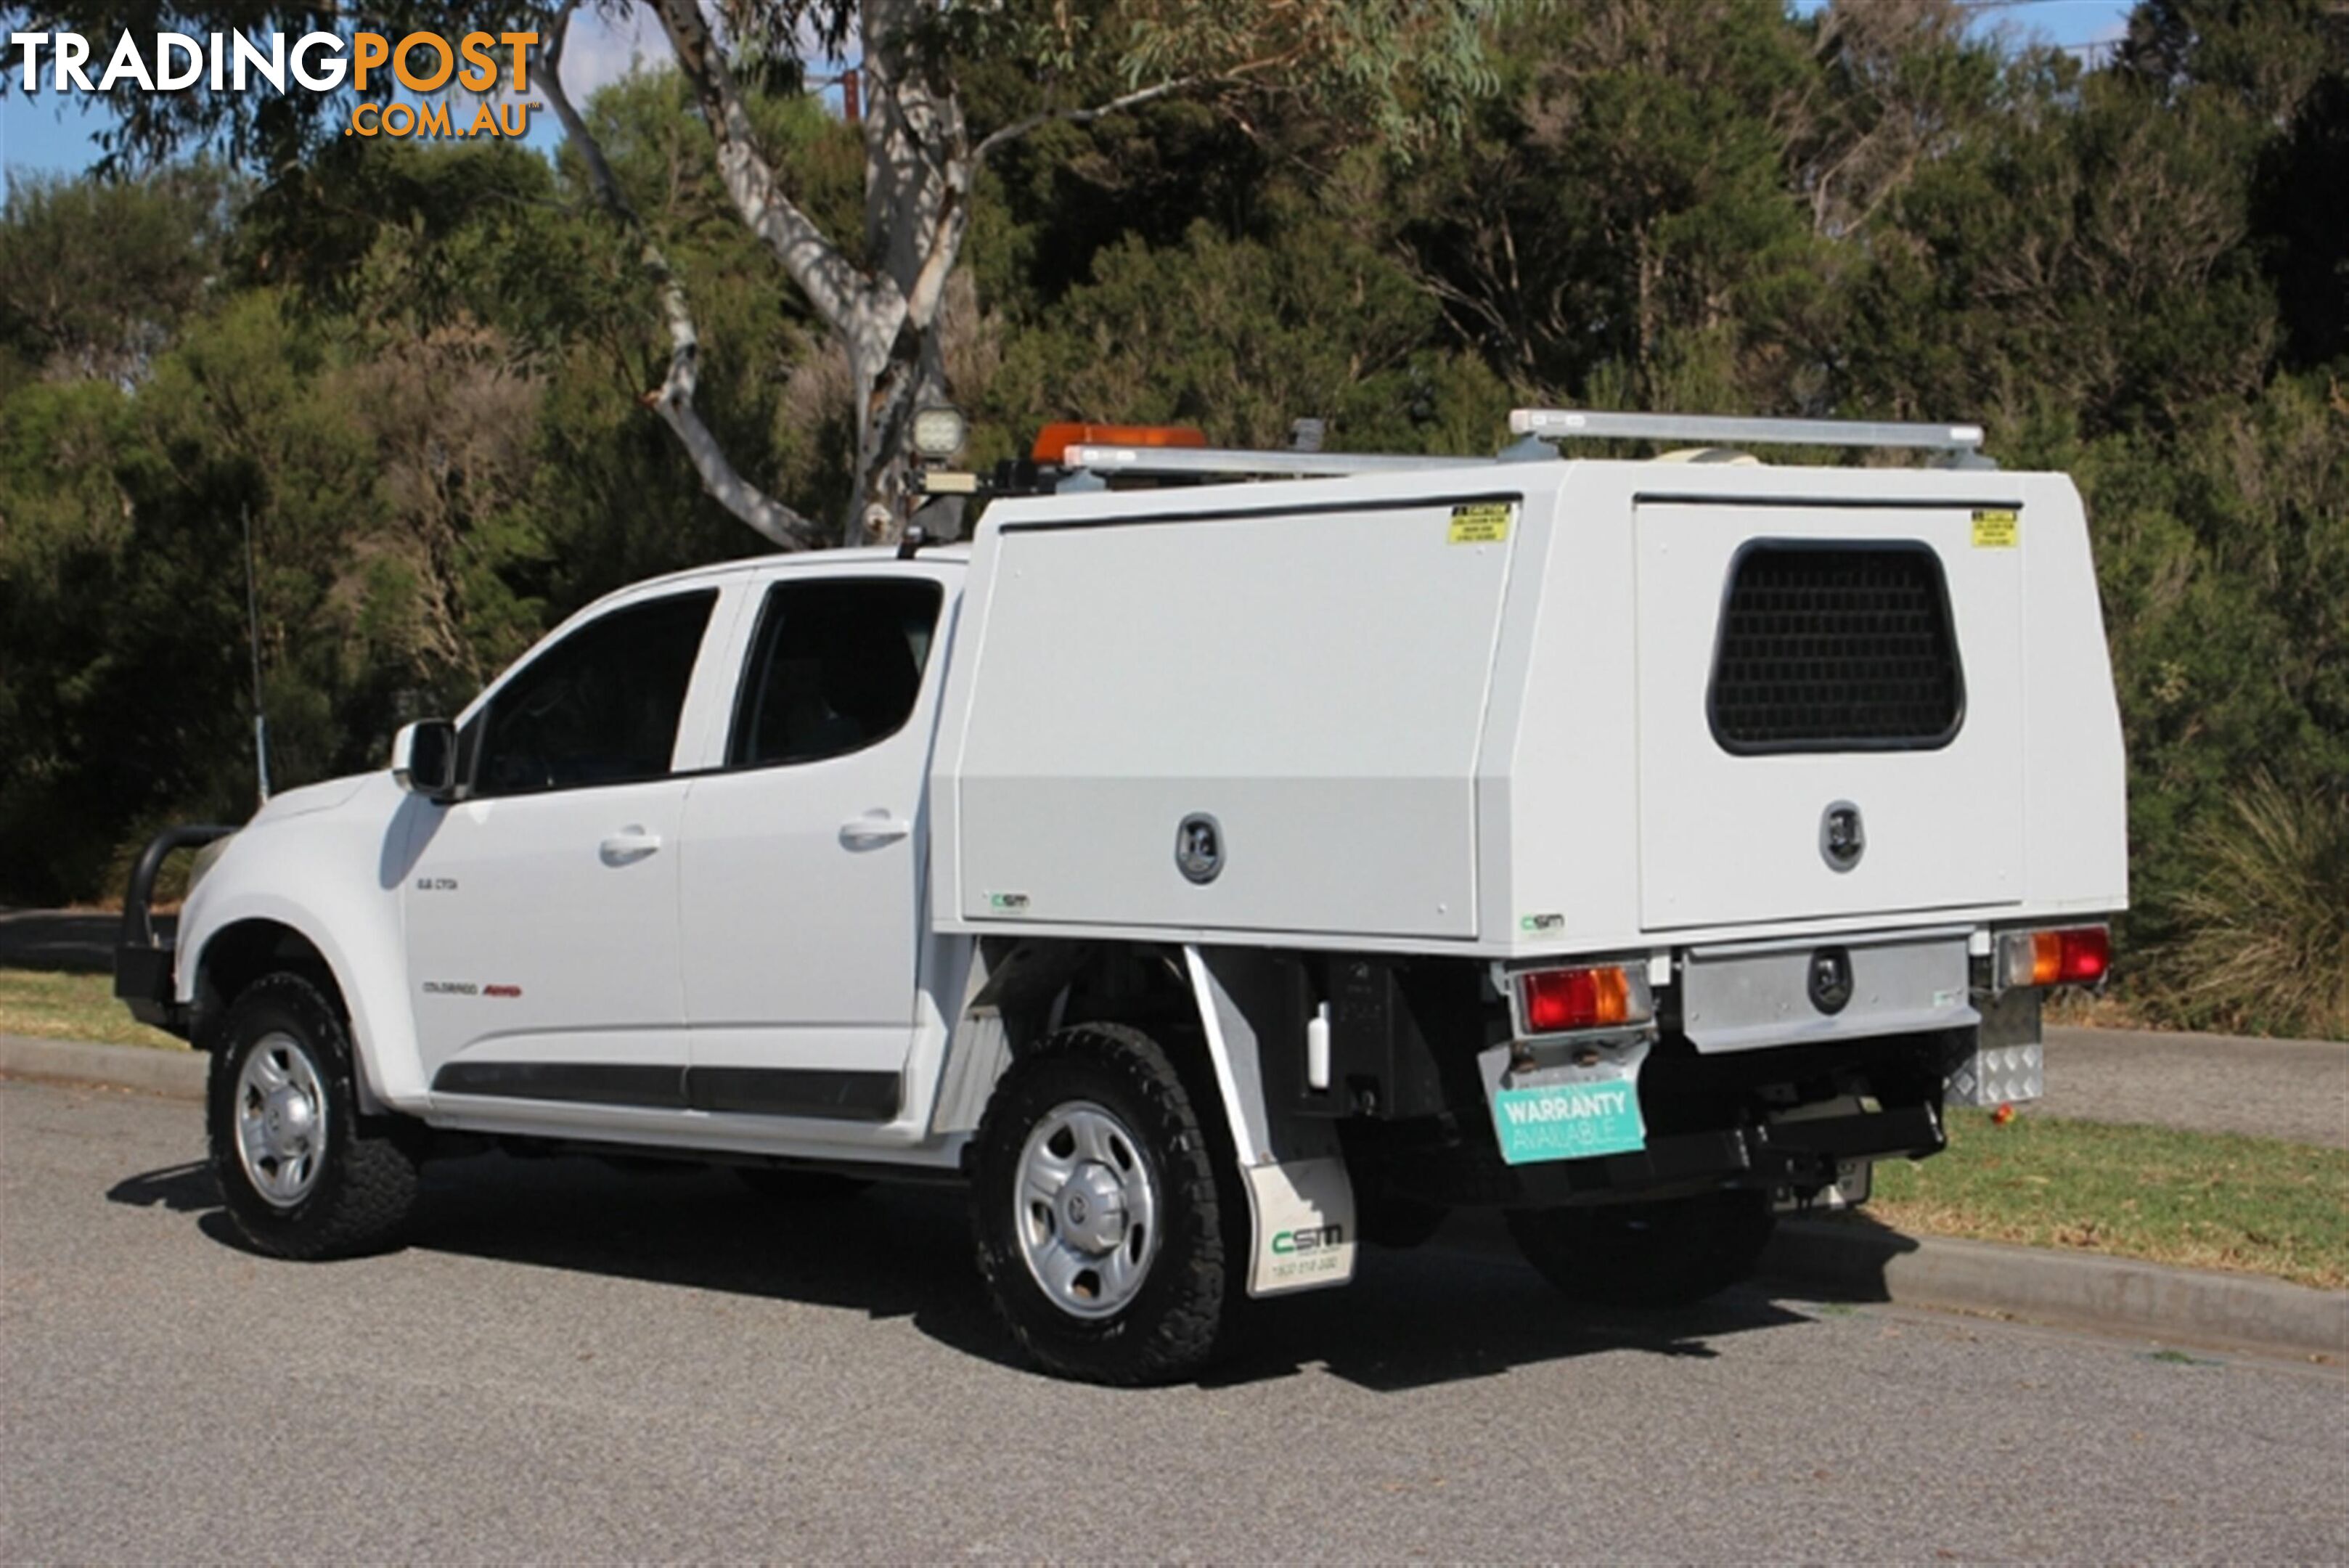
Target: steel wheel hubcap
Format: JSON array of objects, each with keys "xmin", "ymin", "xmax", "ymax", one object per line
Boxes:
[
  {"xmin": 235, "ymin": 1032, "xmax": 327, "ymax": 1208},
  {"xmin": 1014, "ymin": 1100, "xmax": 1161, "ymax": 1320}
]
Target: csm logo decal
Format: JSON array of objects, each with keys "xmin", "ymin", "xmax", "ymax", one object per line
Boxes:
[{"xmin": 1271, "ymin": 1223, "xmax": 1344, "ymax": 1255}]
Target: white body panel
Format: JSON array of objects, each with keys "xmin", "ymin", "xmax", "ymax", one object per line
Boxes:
[
  {"xmin": 677, "ymin": 561, "xmax": 960, "ymax": 1086},
  {"xmin": 947, "ymin": 495, "xmax": 1513, "ymax": 939},
  {"xmin": 399, "ymin": 577, "xmax": 747, "ymax": 1086},
  {"xmin": 1630, "ymin": 500, "xmax": 2023, "ymax": 928},
  {"xmin": 402, "ymin": 778, "xmax": 694, "ymax": 1080},
  {"xmin": 171, "ymin": 773, "xmax": 433, "ymax": 1106},
  {"xmin": 935, "ymin": 460, "xmax": 2126, "ymax": 955}
]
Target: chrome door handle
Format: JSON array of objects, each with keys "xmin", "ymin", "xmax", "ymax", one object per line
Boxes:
[
  {"xmin": 838, "ymin": 814, "xmax": 912, "ymax": 849},
  {"xmin": 600, "ymin": 828, "xmax": 662, "ymax": 865}
]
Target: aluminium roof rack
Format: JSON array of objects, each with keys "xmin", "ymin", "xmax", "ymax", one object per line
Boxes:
[
  {"xmin": 1509, "ymin": 408, "xmax": 1988, "ymax": 457},
  {"xmin": 1059, "ymin": 444, "xmax": 1495, "ymax": 483},
  {"xmin": 1032, "ymin": 409, "xmax": 1995, "ymax": 494}
]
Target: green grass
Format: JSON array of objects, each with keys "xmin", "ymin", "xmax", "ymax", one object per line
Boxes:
[
  {"xmin": 0, "ymin": 967, "xmax": 187, "ymax": 1050},
  {"xmin": 1870, "ymin": 1108, "xmax": 2349, "ymax": 1291}
]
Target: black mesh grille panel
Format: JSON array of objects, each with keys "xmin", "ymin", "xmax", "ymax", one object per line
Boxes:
[{"xmin": 1708, "ymin": 542, "xmax": 1964, "ymax": 752}]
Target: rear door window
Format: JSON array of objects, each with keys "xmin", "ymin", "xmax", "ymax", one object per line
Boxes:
[
  {"xmin": 1707, "ymin": 542, "xmax": 1964, "ymax": 754},
  {"xmin": 729, "ymin": 579, "xmax": 944, "ymax": 767}
]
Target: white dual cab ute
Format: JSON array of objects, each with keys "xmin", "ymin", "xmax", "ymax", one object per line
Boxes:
[{"xmin": 118, "ymin": 408, "xmax": 2125, "ymax": 1384}]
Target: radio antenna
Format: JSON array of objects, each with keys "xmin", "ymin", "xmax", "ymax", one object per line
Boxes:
[{"xmin": 242, "ymin": 505, "xmax": 271, "ymax": 804}]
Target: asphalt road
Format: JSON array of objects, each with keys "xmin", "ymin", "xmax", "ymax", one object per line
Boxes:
[
  {"xmin": 4, "ymin": 1079, "xmax": 2345, "ymax": 1563},
  {"xmin": 2038, "ymin": 1026, "xmax": 2349, "ymax": 1148}
]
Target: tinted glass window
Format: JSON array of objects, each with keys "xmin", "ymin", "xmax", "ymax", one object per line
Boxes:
[
  {"xmin": 730, "ymin": 579, "xmax": 943, "ymax": 767},
  {"xmin": 475, "ymin": 591, "xmax": 716, "ymax": 795},
  {"xmin": 1708, "ymin": 542, "xmax": 1964, "ymax": 754}
]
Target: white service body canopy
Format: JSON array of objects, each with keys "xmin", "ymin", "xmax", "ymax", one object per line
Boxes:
[{"xmin": 928, "ymin": 458, "xmax": 2126, "ymax": 958}]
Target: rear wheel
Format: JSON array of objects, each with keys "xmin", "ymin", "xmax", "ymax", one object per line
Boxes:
[
  {"xmin": 1506, "ymin": 1188, "xmax": 1776, "ymax": 1308},
  {"xmin": 207, "ymin": 973, "xmax": 420, "ymax": 1259},
  {"xmin": 971, "ymin": 1023, "xmax": 1233, "ymax": 1384}
]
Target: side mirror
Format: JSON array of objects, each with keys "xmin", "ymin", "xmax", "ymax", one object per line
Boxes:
[{"xmin": 391, "ymin": 719, "xmax": 458, "ymax": 796}]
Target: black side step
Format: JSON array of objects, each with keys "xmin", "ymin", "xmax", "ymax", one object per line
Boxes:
[{"xmin": 432, "ymin": 1061, "xmax": 900, "ymax": 1122}]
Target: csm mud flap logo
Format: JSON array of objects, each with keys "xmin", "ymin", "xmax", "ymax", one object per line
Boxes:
[
  {"xmin": 1244, "ymin": 1159, "xmax": 1356, "ymax": 1297},
  {"xmin": 1271, "ymin": 1223, "xmax": 1344, "ymax": 1255}
]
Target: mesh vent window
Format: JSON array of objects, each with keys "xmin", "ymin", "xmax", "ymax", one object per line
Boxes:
[{"xmin": 1707, "ymin": 542, "xmax": 1964, "ymax": 753}]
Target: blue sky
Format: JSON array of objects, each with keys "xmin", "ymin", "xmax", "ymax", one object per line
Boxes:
[
  {"xmin": 1, "ymin": 6, "xmax": 667, "ymax": 177},
  {"xmin": 1, "ymin": 1, "xmax": 2138, "ymax": 182}
]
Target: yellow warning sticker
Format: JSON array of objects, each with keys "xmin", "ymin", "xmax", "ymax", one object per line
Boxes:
[
  {"xmin": 1972, "ymin": 507, "xmax": 2019, "ymax": 548},
  {"xmin": 1448, "ymin": 502, "xmax": 1513, "ymax": 544}
]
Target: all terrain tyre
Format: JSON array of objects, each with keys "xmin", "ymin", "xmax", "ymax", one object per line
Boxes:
[
  {"xmin": 1506, "ymin": 1188, "xmax": 1776, "ymax": 1308},
  {"xmin": 207, "ymin": 972, "xmax": 421, "ymax": 1259},
  {"xmin": 971, "ymin": 1023, "xmax": 1234, "ymax": 1385}
]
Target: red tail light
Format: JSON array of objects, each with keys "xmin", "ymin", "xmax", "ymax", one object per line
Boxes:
[
  {"xmin": 1996, "ymin": 926, "xmax": 2111, "ymax": 988},
  {"xmin": 2054, "ymin": 926, "xmax": 2111, "ymax": 984},
  {"xmin": 1519, "ymin": 964, "xmax": 1651, "ymax": 1034}
]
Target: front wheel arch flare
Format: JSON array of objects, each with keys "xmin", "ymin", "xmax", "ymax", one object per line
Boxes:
[
  {"xmin": 188, "ymin": 918, "xmax": 398, "ymax": 1114},
  {"xmin": 194, "ymin": 918, "xmax": 346, "ymax": 1045}
]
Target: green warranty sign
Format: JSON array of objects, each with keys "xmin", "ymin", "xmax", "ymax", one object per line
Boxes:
[{"xmin": 1490, "ymin": 1078, "xmax": 1646, "ymax": 1164}]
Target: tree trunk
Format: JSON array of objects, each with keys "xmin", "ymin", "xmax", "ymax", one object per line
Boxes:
[
  {"xmin": 843, "ymin": 311, "xmax": 947, "ymax": 547},
  {"xmin": 843, "ymin": 0, "xmax": 967, "ymax": 544},
  {"xmin": 624, "ymin": 0, "xmax": 1180, "ymax": 549}
]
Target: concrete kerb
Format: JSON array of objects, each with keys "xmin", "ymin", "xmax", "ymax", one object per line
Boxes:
[
  {"xmin": 6, "ymin": 1031, "xmax": 2345, "ymax": 1365},
  {"xmin": 1, "ymin": 1033, "xmax": 205, "ymax": 1098},
  {"xmin": 1760, "ymin": 1216, "xmax": 2349, "ymax": 1363}
]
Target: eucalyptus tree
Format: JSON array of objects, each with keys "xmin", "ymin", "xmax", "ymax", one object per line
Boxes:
[
  {"xmin": 540, "ymin": 0, "xmax": 1506, "ymax": 546},
  {"xmin": 16, "ymin": 0, "xmax": 1506, "ymax": 545}
]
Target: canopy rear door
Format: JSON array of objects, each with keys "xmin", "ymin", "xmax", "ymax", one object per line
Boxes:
[{"xmin": 1633, "ymin": 501, "xmax": 2025, "ymax": 931}]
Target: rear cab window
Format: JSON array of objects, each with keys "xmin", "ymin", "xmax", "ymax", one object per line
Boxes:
[{"xmin": 728, "ymin": 577, "xmax": 944, "ymax": 767}]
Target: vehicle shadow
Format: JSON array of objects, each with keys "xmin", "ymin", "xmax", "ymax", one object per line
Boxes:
[
  {"xmin": 107, "ymin": 1149, "xmax": 1825, "ymax": 1392},
  {"xmin": 1228, "ymin": 1244, "xmax": 1813, "ymax": 1395},
  {"xmin": 105, "ymin": 1159, "xmax": 217, "ymax": 1212}
]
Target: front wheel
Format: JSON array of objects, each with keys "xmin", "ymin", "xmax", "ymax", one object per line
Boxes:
[
  {"xmin": 1506, "ymin": 1188, "xmax": 1776, "ymax": 1308},
  {"xmin": 971, "ymin": 1024, "xmax": 1234, "ymax": 1384},
  {"xmin": 208, "ymin": 973, "xmax": 420, "ymax": 1259}
]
